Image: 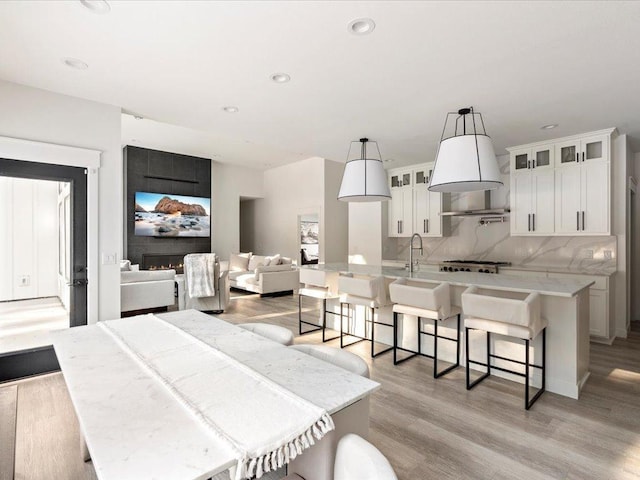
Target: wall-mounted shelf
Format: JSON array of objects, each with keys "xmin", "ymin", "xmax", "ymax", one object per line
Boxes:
[{"xmin": 143, "ymin": 174, "xmax": 199, "ymax": 184}]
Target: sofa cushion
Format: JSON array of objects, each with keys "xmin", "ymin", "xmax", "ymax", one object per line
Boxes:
[
  {"xmin": 265, "ymin": 254, "xmax": 281, "ymax": 266},
  {"xmin": 121, "ymin": 269, "xmax": 176, "ymax": 284},
  {"xmin": 230, "ymin": 252, "xmax": 251, "ymax": 272},
  {"xmin": 248, "ymin": 255, "xmax": 267, "ymax": 271},
  {"xmin": 254, "ymin": 264, "xmax": 293, "ymax": 280},
  {"xmin": 234, "ymin": 273, "xmax": 257, "ymax": 286},
  {"xmin": 280, "ymin": 256, "xmax": 293, "ymax": 265},
  {"xmin": 228, "ymin": 270, "xmax": 248, "ymax": 281},
  {"xmin": 120, "ymin": 259, "xmax": 131, "ymax": 271}
]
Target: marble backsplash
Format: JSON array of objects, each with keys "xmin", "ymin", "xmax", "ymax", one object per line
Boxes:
[{"xmin": 383, "ymin": 154, "xmax": 617, "ymax": 273}]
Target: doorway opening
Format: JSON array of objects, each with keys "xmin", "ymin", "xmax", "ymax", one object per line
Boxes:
[
  {"xmin": 0, "ymin": 158, "xmax": 87, "ymax": 382},
  {"xmin": 299, "ymin": 213, "xmax": 319, "ymax": 265}
]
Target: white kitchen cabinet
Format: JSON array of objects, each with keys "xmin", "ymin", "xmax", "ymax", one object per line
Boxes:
[
  {"xmin": 509, "ymin": 269, "xmax": 613, "ymax": 342},
  {"xmin": 388, "ymin": 168, "xmax": 413, "ymax": 237},
  {"xmin": 508, "ymin": 128, "xmax": 614, "ymax": 237},
  {"xmin": 388, "ymin": 164, "xmax": 448, "ymax": 238},
  {"xmin": 555, "ymin": 160, "xmax": 609, "ymax": 235},
  {"xmin": 510, "ymin": 145, "xmax": 554, "ymax": 173},
  {"xmin": 555, "ymin": 134, "xmax": 608, "ymax": 167},
  {"xmin": 511, "ymin": 169, "xmax": 554, "ymax": 235},
  {"xmin": 547, "ymin": 272, "xmax": 611, "ymax": 341},
  {"xmin": 413, "ymin": 164, "xmax": 443, "ymax": 237}
]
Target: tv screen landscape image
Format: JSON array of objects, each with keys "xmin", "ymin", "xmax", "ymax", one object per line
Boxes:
[{"xmin": 134, "ymin": 192, "xmax": 211, "ymax": 237}]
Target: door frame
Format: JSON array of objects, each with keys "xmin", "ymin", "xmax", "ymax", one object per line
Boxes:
[{"xmin": 0, "ymin": 136, "xmax": 100, "ymax": 382}]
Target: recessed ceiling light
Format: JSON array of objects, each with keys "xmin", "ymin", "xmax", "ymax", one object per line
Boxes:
[
  {"xmin": 223, "ymin": 106, "xmax": 239, "ymax": 113},
  {"xmin": 62, "ymin": 57, "xmax": 89, "ymax": 70},
  {"xmin": 270, "ymin": 73, "xmax": 291, "ymax": 83},
  {"xmin": 80, "ymin": 0, "xmax": 111, "ymax": 14},
  {"xmin": 348, "ymin": 18, "xmax": 376, "ymax": 35},
  {"xmin": 541, "ymin": 124, "xmax": 558, "ymax": 130}
]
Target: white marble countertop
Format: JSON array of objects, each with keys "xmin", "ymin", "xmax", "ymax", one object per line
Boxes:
[
  {"xmin": 307, "ymin": 263, "xmax": 594, "ymax": 297},
  {"xmin": 53, "ymin": 311, "xmax": 379, "ymax": 480},
  {"xmin": 382, "ymin": 259, "xmax": 615, "ymax": 276}
]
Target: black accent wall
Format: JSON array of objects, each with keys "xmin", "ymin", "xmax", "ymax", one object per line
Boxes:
[{"xmin": 124, "ymin": 146, "xmax": 211, "ymax": 266}]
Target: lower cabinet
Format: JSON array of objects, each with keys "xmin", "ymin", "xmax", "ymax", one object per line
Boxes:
[{"xmin": 509, "ymin": 270, "xmax": 612, "ymax": 342}]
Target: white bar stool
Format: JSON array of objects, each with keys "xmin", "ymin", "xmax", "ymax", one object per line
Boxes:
[
  {"xmin": 388, "ymin": 278, "xmax": 460, "ymax": 377},
  {"xmin": 338, "ymin": 275, "xmax": 393, "ymax": 358},
  {"xmin": 298, "ymin": 268, "xmax": 340, "ymax": 342},
  {"xmin": 461, "ymin": 286, "xmax": 547, "ymax": 410},
  {"xmin": 238, "ymin": 323, "xmax": 295, "ymax": 346},
  {"xmin": 289, "ymin": 344, "xmax": 370, "ymax": 378}
]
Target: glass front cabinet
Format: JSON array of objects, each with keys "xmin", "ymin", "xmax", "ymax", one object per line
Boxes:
[{"xmin": 508, "ymin": 129, "xmax": 614, "ymax": 236}]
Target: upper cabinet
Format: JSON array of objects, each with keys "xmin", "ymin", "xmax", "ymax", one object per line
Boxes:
[
  {"xmin": 388, "ymin": 168, "xmax": 413, "ymax": 237},
  {"xmin": 508, "ymin": 129, "xmax": 615, "ymax": 237},
  {"xmin": 388, "ymin": 163, "xmax": 449, "ymax": 238}
]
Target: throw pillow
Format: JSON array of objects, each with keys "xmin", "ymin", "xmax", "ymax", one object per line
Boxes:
[
  {"xmin": 264, "ymin": 254, "xmax": 281, "ymax": 266},
  {"xmin": 248, "ymin": 255, "xmax": 267, "ymax": 271},
  {"xmin": 120, "ymin": 260, "xmax": 131, "ymax": 271},
  {"xmin": 280, "ymin": 257, "xmax": 293, "ymax": 265},
  {"xmin": 230, "ymin": 252, "xmax": 251, "ymax": 272}
]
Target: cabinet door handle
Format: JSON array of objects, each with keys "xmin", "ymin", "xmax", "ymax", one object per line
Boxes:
[
  {"xmin": 397, "ymin": 220, "xmax": 400, "ymax": 234},
  {"xmin": 576, "ymin": 211, "xmax": 580, "ymax": 231},
  {"xmin": 582, "ymin": 151, "xmax": 585, "ymax": 162},
  {"xmin": 533, "ymin": 159, "xmax": 536, "ymax": 169},
  {"xmin": 423, "ymin": 219, "xmax": 426, "ymax": 233},
  {"xmin": 533, "ymin": 213, "xmax": 535, "ymax": 231},
  {"xmin": 582, "ymin": 211, "xmax": 585, "ymax": 231},
  {"xmin": 427, "ymin": 219, "xmax": 430, "ymax": 233},
  {"xmin": 399, "ymin": 220, "xmax": 402, "ymax": 234},
  {"xmin": 528, "ymin": 213, "xmax": 531, "ymax": 232},
  {"xmin": 576, "ymin": 152, "xmax": 579, "ymax": 163},
  {"xmin": 527, "ymin": 160, "xmax": 531, "ymax": 169}
]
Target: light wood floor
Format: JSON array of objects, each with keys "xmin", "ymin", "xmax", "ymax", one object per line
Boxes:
[{"xmin": 6, "ymin": 292, "xmax": 640, "ymax": 479}]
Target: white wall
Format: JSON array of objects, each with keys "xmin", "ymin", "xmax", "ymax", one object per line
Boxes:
[
  {"xmin": 348, "ymin": 203, "xmax": 383, "ymax": 265},
  {"xmin": 253, "ymin": 157, "xmax": 325, "ymax": 261},
  {"xmin": 323, "ymin": 160, "xmax": 349, "ymax": 263},
  {"xmin": 0, "ymin": 177, "xmax": 58, "ymax": 301},
  {"xmin": 212, "ymin": 162, "xmax": 263, "ymax": 260},
  {"xmin": 0, "ymin": 80, "xmax": 122, "ymax": 322}
]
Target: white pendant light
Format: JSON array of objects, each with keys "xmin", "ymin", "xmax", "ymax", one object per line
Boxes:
[
  {"xmin": 338, "ymin": 138, "xmax": 391, "ymax": 202},
  {"xmin": 429, "ymin": 107, "xmax": 502, "ymax": 193}
]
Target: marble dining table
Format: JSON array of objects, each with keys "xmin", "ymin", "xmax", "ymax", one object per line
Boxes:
[{"xmin": 52, "ymin": 310, "xmax": 380, "ymax": 480}]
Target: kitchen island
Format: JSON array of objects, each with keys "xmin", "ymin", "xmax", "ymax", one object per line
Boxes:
[{"xmin": 302, "ymin": 263, "xmax": 594, "ymax": 399}]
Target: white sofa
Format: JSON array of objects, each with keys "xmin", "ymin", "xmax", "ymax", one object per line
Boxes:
[
  {"xmin": 120, "ymin": 261, "xmax": 176, "ymax": 314},
  {"xmin": 226, "ymin": 253, "xmax": 299, "ymax": 296}
]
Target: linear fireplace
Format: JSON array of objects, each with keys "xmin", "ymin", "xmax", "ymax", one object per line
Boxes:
[{"xmin": 142, "ymin": 253, "xmax": 187, "ymax": 274}]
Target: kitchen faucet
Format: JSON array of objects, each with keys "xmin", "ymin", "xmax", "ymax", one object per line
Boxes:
[{"xmin": 409, "ymin": 233, "xmax": 423, "ymax": 273}]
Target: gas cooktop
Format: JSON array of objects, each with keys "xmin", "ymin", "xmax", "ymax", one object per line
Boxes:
[{"xmin": 439, "ymin": 260, "xmax": 512, "ymax": 274}]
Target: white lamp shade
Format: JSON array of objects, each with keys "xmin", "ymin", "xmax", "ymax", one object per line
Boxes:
[
  {"xmin": 429, "ymin": 134, "xmax": 503, "ymax": 192},
  {"xmin": 338, "ymin": 159, "xmax": 391, "ymax": 202}
]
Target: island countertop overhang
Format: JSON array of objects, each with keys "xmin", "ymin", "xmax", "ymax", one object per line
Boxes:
[{"xmin": 303, "ymin": 263, "xmax": 594, "ymax": 298}]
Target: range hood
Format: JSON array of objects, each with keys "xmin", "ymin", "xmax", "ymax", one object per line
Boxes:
[{"xmin": 440, "ymin": 190, "xmax": 510, "ymax": 217}]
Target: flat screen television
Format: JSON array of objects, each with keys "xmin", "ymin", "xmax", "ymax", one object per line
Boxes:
[{"xmin": 134, "ymin": 192, "xmax": 211, "ymax": 237}]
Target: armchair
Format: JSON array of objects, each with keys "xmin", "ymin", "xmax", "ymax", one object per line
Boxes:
[{"xmin": 182, "ymin": 253, "xmax": 229, "ymax": 313}]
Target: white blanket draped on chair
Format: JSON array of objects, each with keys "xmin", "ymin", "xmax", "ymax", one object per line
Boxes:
[
  {"xmin": 99, "ymin": 315, "xmax": 334, "ymax": 480},
  {"xmin": 185, "ymin": 253, "xmax": 216, "ymax": 298}
]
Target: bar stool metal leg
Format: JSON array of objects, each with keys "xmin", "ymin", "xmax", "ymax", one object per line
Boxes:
[
  {"xmin": 433, "ymin": 314, "xmax": 461, "ymax": 378},
  {"xmin": 371, "ymin": 306, "xmax": 393, "ymax": 358},
  {"xmin": 466, "ymin": 328, "xmax": 491, "ymax": 390},
  {"xmin": 525, "ymin": 328, "xmax": 546, "ymax": 410},
  {"xmin": 321, "ymin": 298, "xmax": 340, "ymax": 342},
  {"xmin": 298, "ymin": 294, "xmax": 323, "ymax": 336}
]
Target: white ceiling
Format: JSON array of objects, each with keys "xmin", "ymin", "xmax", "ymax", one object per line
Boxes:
[{"xmin": 1, "ymin": 1, "xmax": 639, "ymax": 169}]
